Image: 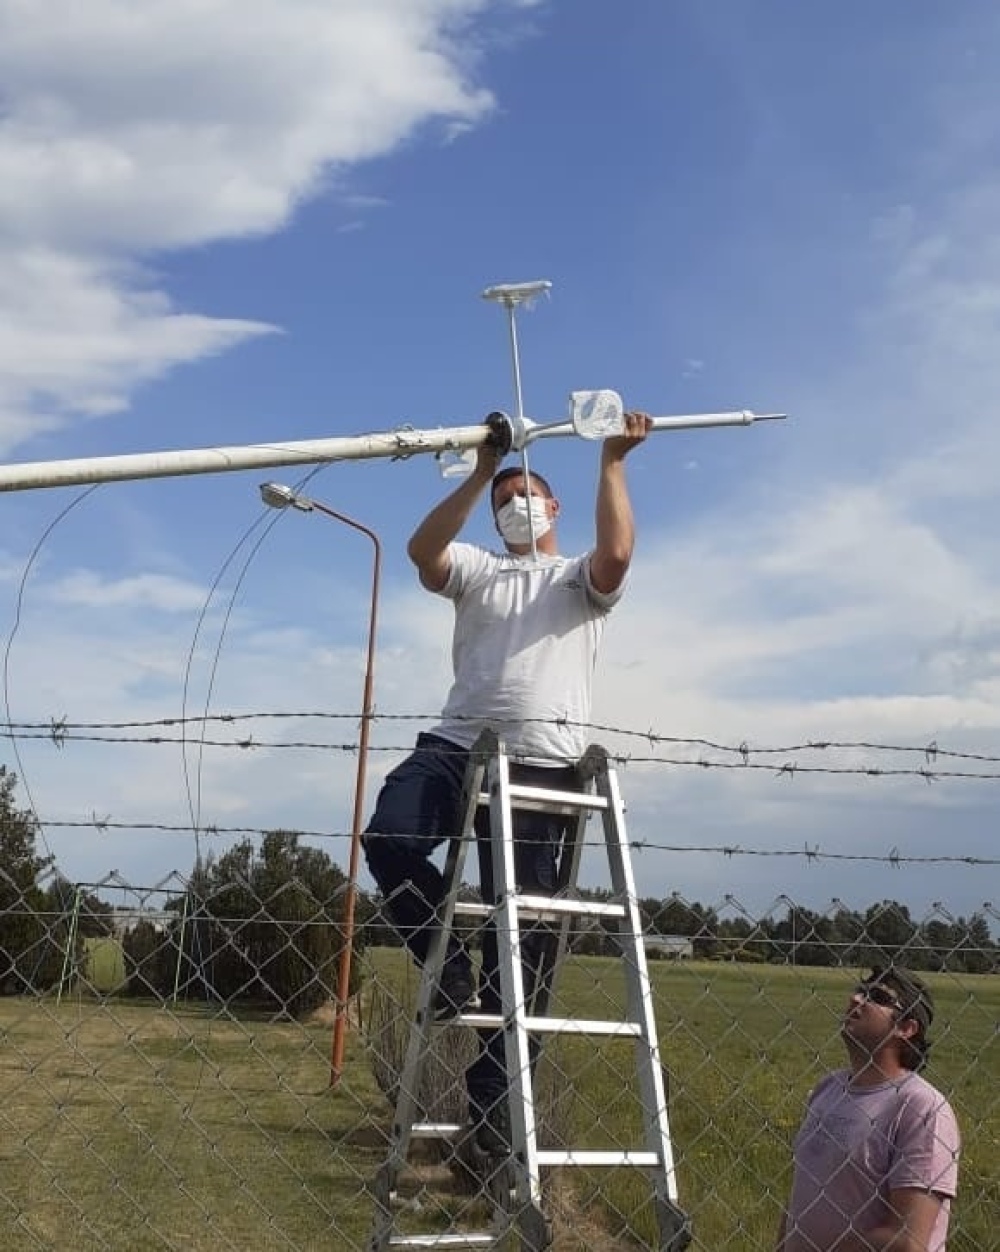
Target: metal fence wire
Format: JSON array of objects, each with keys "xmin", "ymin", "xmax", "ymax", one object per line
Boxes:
[{"xmin": 0, "ymin": 860, "xmax": 996, "ymax": 1252}]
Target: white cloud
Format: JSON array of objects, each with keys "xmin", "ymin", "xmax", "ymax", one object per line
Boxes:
[
  {"xmin": 0, "ymin": 245, "xmax": 276, "ymax": 453},
  {"xmin": 600, "ymin": 485, "xmax": 1000, "ymax": 750},
  {"xmin": 0, "ymin": 0, "xmax": 493, "ymax": 251},
  {"xmin": 45, "ymin": 569, "xmax": 214, "ymax": 612},
  {"xmin": 0, "ymin": 0, "xmax": 498, "ymax": 451}
]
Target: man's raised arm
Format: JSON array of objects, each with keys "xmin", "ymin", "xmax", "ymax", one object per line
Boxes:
[
  {"xmin": 589, "ymin": 410, "xmax": 652, "ymax": 595},
  {"xmin": 407, "ymin": 444, "xmax": 502, "ymax": 592}
]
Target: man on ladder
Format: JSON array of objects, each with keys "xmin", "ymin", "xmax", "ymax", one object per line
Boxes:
[{"xmin": 362, "ymin": 406, "xmax": 652, "ymax": 1154}]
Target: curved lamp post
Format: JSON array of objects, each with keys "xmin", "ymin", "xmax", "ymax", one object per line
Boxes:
[{"xmin": 259, "ymin": 481, "xmax": 381, "ymax": 1087}]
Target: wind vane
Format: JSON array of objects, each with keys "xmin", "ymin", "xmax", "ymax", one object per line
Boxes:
[{"xmin": 0, "ymin": 280, "xmax": 786, "ymax": 494}]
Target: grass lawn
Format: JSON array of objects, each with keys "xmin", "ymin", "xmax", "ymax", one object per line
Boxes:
[
  {"xmin": 543, "ymin": 958, "xmax": 998, "ymax": 1250},
  {"xmin": 0, "ymin": 955, "xmax": 996, "ymax": 1250}
]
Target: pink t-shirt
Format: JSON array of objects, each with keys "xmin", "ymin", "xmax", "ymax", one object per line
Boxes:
[{"xmin": 785, "ymin": 1069, "xmax": 960, "ymax": 1251}]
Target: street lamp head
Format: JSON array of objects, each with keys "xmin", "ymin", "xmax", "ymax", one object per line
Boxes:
[{"xmin": 259, "ymin": 482, "xmax": 313, "ymax": 512}]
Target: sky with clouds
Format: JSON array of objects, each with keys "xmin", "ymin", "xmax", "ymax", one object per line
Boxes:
[{"xmin": 1, "ymin": 0, "xmax": 998, "ymax": 930}]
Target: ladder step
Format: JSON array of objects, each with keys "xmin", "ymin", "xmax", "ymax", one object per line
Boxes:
[
  {"xmin": 526, "ymin": 1015, "xmax": 642, "ymax": 1037},
  {"xmin": 476, "ymin": 784, "xmax": 608, "ymax": 814},
  {"xmin": 537, "ymin": 1149, "xmax": 662, "ymax": 1168},
  {"xmin": 444, "ymin": 1011, "xmax": 502, "ymax": 1028},
  {"xmin": 454, "ymin": 895, "xmax": 625, "ymax": 920},
  {"xmin": 387, "ymin": 1235, "xmax": 495, "ymax": 1249},
  {"xmin": 408, "ymin": 1122, "xmax": 465, "ymax": 1139},
  {"xmin": 399, "ymin": 1137, "xmax": 662, "ymax": 1169},
  {"xmin": 432, "ymin": 1011, "xmax": 642, "ymax": 1037}
]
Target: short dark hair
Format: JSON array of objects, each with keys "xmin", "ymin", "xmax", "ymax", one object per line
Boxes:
[
  {"xmin": 864, "ymin": 966, "xmax": 935, "ymax": 1071},
  {"xmin": 490, "ymin": 465, "xmax": 554, "ymax": 506}
]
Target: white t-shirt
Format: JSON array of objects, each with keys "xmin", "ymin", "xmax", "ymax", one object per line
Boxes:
[
  {"xmin": 429, "ymin": 543, "xmax": 624, "ymax": 765},
  {"xmin": 785, "ymin": 1069, "xmax": 960, "ymax": 1251}
]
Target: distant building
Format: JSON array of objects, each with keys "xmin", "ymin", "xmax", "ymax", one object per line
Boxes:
[
  {"xmin": 108, "ymin": 906, "xmax": 170, "ymax": 936},
  {"xmin": 644, "ymin": 935, "xmax": 694, "ymax": 960}
]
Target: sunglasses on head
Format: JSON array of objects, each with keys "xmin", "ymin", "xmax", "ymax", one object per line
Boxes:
[{"xmin": 855, "ymin": 983, "xmax": 904, "ymax": 1011}]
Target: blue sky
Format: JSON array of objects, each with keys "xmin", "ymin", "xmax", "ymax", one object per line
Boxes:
[{"xmin": 1, "ymin": 1, "xmax": 998, "ymax": 931}]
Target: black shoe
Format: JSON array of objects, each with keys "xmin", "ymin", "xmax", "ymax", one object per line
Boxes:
[
  {"xmin": 474, "ymin": 1103, "xmax": 511, "ymax": 1157},
  {"xmin": 433, "ymin": 964, "xmax": 480, "ymax": 1020}
]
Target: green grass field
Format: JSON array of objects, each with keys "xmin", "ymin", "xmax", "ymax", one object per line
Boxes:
[{"xmin": 0, "ymin": 955, "xmax": 996, "ymax": 1250}]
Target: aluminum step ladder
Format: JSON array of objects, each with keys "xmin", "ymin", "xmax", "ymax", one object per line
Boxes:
[{"xmin": 369, "ymin": 730, "xmax": 691, "ymax": 1251}]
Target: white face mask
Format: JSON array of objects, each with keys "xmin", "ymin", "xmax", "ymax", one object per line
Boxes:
[{"xmin": 495, "ymin": 494, "xmax": 552, "ymax": 546}]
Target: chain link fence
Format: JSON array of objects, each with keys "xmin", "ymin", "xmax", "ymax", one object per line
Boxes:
[{"xmin": 1, "ymin": 852, "xmax": 996, "ymax": 1251}]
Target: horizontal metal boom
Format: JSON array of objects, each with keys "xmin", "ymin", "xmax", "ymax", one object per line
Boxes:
[
  {"xmin": 0, "ymin": 410, "xmax": 785, "ymax": 493},
  {"xmin": 0, "ymin": 424, "xmax": 490, "ymax": 493},
  {"xmin": 530, "ymin": 408, "xmax": 787, "ymax": 445}
]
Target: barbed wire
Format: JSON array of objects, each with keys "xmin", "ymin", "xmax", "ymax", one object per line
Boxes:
[
  {"xmin": 29, "ymin": 814, "xmax": 1000, "ymax": 868},
  {"xmin": 3, "ymin": 711, "xmax": 999, "ymax": 763},
  {"xmin": 3, "ymin": 713, "xmax": 1000, "ymax": 780}
]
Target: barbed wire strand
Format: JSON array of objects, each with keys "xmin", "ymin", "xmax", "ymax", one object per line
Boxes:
[
  {"xmin": 4, "ymin": 724, "xmax": 999, "ymax": 781},
  {"xmin": 4, "ymin": 711, "xmax": 997, "ymax": 766},
  {"xmin": 33, "ymin": 814, "xmax": 1000, "ymax": 868}
]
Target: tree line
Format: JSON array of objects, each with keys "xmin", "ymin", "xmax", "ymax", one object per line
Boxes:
[
  {"xmin": 360, "ymin": 886, "xmax": 997, "ymax": 975},
  {"xmin": 632, "ymin": 894, "xmax": 997, "ymax": 974}
]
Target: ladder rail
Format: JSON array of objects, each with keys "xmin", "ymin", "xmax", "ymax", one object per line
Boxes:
[
  {"xmin": 488, "ymin": 749, "xmax": 546, "ymax": 1225},
  {"xmin": 594, "ymin": 756, "xmax": 691, "ymax": 1247}
]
